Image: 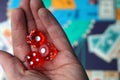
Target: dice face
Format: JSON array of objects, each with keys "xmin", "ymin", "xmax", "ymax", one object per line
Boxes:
[
  {"xmin": 26, "ymin": 51, "xmax": 45, "ymax": 68},
  {"xmin": 26, "ymin": 30, "xmax": 59, "ymax": 69},
  {"xmin": 39, "ymin": 44, "xmax": 49, "ymax": 57},
  {"xmin": 38, "ymin": 43, "xmax": 58, "ymax": 61},
  {"xmin": 26, "ymin": 30, "xmax": 46, "ymax": 47}
]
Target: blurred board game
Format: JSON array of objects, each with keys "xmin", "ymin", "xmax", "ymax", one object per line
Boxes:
[{"xmin": 0, "ymin": 0, "xmax": 120, "ymax": 80}]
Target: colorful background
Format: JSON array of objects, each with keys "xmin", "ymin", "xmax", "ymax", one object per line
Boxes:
[{"xmin": 0, "ymin": 0, "xmax": 120, "ymax": 80}]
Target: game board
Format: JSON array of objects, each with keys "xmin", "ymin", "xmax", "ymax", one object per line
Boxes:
[{"xmin": 0, "ymin": 0, "xmax": 120, "ymax": 80}]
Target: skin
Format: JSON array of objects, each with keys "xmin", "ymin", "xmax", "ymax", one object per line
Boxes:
[{"xmin": 0, "ymin": 0, "xmax": 89, "ymax": 80}]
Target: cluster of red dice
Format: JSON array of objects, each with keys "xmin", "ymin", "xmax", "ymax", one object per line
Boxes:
[{"xmin": 25, "ymin": 30, "xmax": 58, "ymax": 69}]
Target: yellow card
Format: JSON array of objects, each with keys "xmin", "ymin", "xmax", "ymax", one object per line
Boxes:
[
  {"xmin": 86, "ymin": 70, "xmax": 91, "ymax": 80},
  {"xmin": 105, "ymin": 71, "xmax": 119, "ymax": 80},
  {"xmin": 52, "ymin": 0, "xmax": 76, "ymax": 9},
  {"xmin": 116, "ymin": 9, "xmax": 120, "ymax": 20}
]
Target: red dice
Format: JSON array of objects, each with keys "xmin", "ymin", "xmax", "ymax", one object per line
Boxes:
[
  {"xmin": 26, "ymin": 30, "xmax": 58, "ymax": 69},
  {"xmin": 26, "ymin": 51, "xmax": 45, "ymax": 68},
  {"xmin": 26, "ymin": 30, "xmax": 46, "ymax": 47}
]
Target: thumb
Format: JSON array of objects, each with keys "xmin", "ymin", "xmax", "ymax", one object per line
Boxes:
[{"xmin": 0, "ymin": 51, "xmax": 26, "ymax": 79}]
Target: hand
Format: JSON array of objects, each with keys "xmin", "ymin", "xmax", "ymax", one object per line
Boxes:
[{"xmin": 0, "ymin": 0, "xmax": 88, "ymax": 80}]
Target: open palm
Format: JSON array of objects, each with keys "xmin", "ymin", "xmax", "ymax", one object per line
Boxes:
[{"xmin": 0, "ymin": 0, "xmax": 88, "ymax": 80}]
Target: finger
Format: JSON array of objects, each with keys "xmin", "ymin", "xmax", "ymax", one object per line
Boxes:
[
  {"xmin": 20, "ymin": 0, "xmax": 36, "ymax": 32},
  {"xmin": 38, "ymin": 8, "xmax": 72, "ymax": 51},
  {"xmin": 11, "ymin": 8, "xmax": 31, "ymax": 61},
  {"xmin": 30, "ymin": 0, "xmax": 47, "ymax": 33},
  {"xmin": 0, "ymin": 51, "xmax": 25, "ymax": 79}
]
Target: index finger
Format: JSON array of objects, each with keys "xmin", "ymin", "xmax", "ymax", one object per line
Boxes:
[{"xmin": 11, "ymin": 8, "xmax": 31, "ymax": 62}]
